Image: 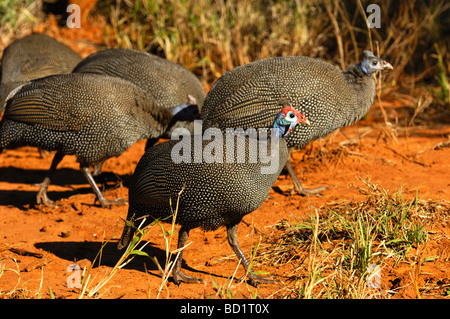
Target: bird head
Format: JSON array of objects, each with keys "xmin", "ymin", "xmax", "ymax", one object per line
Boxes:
[
  {"xmin": 274, "ymin": 99, "xmax": 310, "ymax": 137},
  {"xmin": 360, "ymin": 50, "xmax": 393, "ymax": 76},
  {"xmin": 170, "ymin": 94, "xmax": 200, "ymax": 121}
]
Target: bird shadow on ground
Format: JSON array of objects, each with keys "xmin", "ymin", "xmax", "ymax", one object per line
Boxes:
[
  {"xmin": 34, "ymin": 240, "xmax": 219, "ymax": 283},
  {"xmin": 0, "ymin": 166, "xmax": 132, "ymax": 208},
  {"xmin": 0, "ymin": 166, "xmax": 130, "ymax": 185}
]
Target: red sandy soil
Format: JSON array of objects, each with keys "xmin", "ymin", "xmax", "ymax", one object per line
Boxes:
[{"xmin": 0, "ymin": 15, "xmax": 449, "ymax": 299}]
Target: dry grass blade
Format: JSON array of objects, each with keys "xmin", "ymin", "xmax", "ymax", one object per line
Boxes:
[
  {"xmin": 0, "ymin": 258, "xmax": 21, "ymax": 298},
  {"xmin": 412, "ymin": 138, "xmax": 450, "ymax": 156},
  {"xmin": 254, "ymin": 177, "xmax": 449, "ymax": 298},
  {"xmin": 154, "ymin": 185, "xmax": 186, "ymax": 299},
  {"xmin": 78, "ymin": 218, "xmax": 155, "ymax": 299}
]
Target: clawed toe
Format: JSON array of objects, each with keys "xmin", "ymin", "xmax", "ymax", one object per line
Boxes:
[
  {"xmin": 290, "ymin": 185, "xmax": 328, "ymax": 196},
  {"xmin": 173, "ymin": 270, "xmax": 204, "ymax": 286},
  {"xmin": 35, "ymin": 181, "xmax": 62, "ymax": 208},
  {"xmin": 98, "ymin": 197, "xmax": 128, "ymax": 208},
  {"xmin": 36, "ymin": 192, "xmax": 62, "ymax": 208},
  {"xmin": 241, "ymin": 271, "xmax": 280, "ymax": 287}
]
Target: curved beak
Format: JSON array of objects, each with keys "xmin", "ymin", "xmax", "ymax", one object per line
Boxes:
[
  {"xmin": 302, "ymin": 118, "xmax": 311, "ymax": 126},
  {"xmin": 296, "ymin": 114, "xmax": 310, "ymax": 126},
  {"xmin": 381, "ymin": 60, "xmax": 393, "ymax": 70}
]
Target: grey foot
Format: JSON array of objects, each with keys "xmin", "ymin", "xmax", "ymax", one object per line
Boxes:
[
  {"xmin": 36, "ymin": 181, "xmax": 62, "ymax": 208},
  {"xmin": 173, "ymin": 269, "xmax": 204, "ymax": 285},
  {"xmin": 290, "ymin": 185, "xmax": 328, "ymax": 196},
  {"xmin": 97, "ymin": 197, "xmax": 127, "ymax": 209},
  {"xmin": 239, "ymin": 270, "xmax": 280, "ymax": 287}
]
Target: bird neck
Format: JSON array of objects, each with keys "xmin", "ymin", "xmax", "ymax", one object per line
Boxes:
[
  {"xmin": 341, "ymin": 63, "xmax": 377, "ymax": 126},
  {"xmin": 344, "ymin": 63, "xmax": 367, "ymax": 79},
  {"xmin": 343, "ymin": 63, "xmax": 376, "ymax": 92},
  {"xmin": 272, "ymin": 117, "xmax": 293, "ymax": 140},
  {"xmin": 273, "ymin": 126, "xmax": 285, "ymax": 140},
  {"xmin": 359, "ymin": 63, "xmax": 376, "ymax": 76}
]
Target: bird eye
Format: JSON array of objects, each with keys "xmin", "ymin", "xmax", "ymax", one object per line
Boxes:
[
  {"xmin": 372, "ymin": 60, "xmax": 378, "ymax": 66},
  {"xmin": 288, "ymin": 112, "xmax": 295, "ymax": 119}
]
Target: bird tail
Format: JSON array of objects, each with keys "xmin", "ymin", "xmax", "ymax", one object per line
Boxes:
[
  {"xmin": 117, "ymin": 215, "xmax": 138, "ymax": 250},
  {"xmin": 170, "ymin": 94, "xmax": 200, "ymax": 121},
  {"xmin": 118, "ymin": 206, "xmax": 154, "ymax": 250},
  {"xmin": 117, "ymin": 222, "xmax": 133, "ymax": 250},
  {"xmin": 0, "ymin": 119, "xmax": 5, "ymax": 152},
  {"xmin": 117, "ymin": 214, "xmax": 142, "ymax": 250}
]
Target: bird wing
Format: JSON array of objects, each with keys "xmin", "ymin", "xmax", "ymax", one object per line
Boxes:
[
  {"xmin": 128, "ymin": 142, "xmax": 177, "ymax": 206},
  {"xmin": 204, "ymin": 79, "xmax": 270, "ymax": 124},
  {"xmin": 4, "ymin": 76, "xmax": 98, "ymax": 131},
  {"xmin": 130, "ymin": 178, "xmax": 174, "ymax": 207},
  {"xmin": 202, "ymin": 61, "xmax": 292, "ymax": 130}
]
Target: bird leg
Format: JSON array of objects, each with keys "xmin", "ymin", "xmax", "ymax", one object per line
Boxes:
[
  {"xmin": 36, "ymin": 151, "xmax": 64, "ymax": 208},
  {"xmin": 284, "ymin": 159, "xmax": 327, "ymax": 196},
  {"xmin": 173, "ymin": 226, "xmax": 204, "ymax": 285},
  {"xmin": 80, "ymin": 166, "xmax": 127, "ymax": 208},
  {"xmin": 91, "ymin": 160, "xmax": 104, "ymax": 176},
  {"xmin": 145, "ymin": 137, "xmax": 159, "ymax": 151},
  {"xmin": 226, "ymin": 223, "xmax": 278, "ymax": 287}
]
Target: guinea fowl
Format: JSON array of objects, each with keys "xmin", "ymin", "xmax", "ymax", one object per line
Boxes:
[
  {"xmin": 0, "ymin": 73, "xmax": 197, "ymax": 208},
  {"xmin": 0, "ymin": 33, "xmax": 82, "ymax": 112},
  {"xmin": 117, "ymin": 100, "xmax": 310, "ymax": 286},
  {"xmin": 72, "ymin": 48, "xmax": 205, "ymax": 148},
  {"xmin": 201, "ymin": 50, "xmax": 393, "ymax": 195}
]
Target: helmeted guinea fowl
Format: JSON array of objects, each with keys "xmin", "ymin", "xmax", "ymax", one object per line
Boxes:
[
  {"xmin": 201, "ymin": 50, "xmax": 393, "ymax": 195},
  {"xmin": 72, "ymin": 48, "xmax": 205, "ymax": 148},
  {"xmin": 0, "ymin": 73, "xmax": 197, "ymax": 208},
  {"xmin": 0, "ymin": 33, "xmax": 82, "ymax": 112},
  {"xmin": 117, "ymin": 100, "xmax": 310, "ymax": 287}
]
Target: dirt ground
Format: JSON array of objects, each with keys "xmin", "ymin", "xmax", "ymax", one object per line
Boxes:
[{"xmin": 0, "ymin": 16, "xmax": 449, "ymax": 300}]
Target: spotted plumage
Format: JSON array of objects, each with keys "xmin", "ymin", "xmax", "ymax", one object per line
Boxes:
[
  {"xmin": 201, "ymin": 50, "xmax": 393, "ymax": 195},
  {"xmin": 118, "ymin": 101, "xmax": 310, "ymax": 287},
  {"xmin": 0, "ymin": 33, "xmax": 82, "ymax": 111},
  {"xmin": 0, "ymin": 73, "xmax": 190, "ymax": 208},
  {"xmin": 72, "ymin": 48, "xmax": 205, "ymax": 146}
]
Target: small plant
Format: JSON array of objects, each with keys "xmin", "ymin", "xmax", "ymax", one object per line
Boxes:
[
  {"xmin": 210, "ymin": 275, "xmax": 236, "ymax": 299},
  {"xmin": 0, "ymin": 0, "xmax": 36, "ymax": 28},
  {"xmin": 0, "ymin": 257, "xmax": 21, "ymax": 298},
  {"xmin": 0, "ymin": 256, "xmax": 47, "ymax": 299},
  {"xmin": 433, "ymin": 43, "xmax": 449, "ymax": 108},
  {"xmin": 77, "ymin": 217, "xmax": 157, "ymax": 299},
  {"xmin": 209, "ymin": 259, "xmax": 261, "ymax": 299},
  {"xmin": 78, "ymin": 186, "xmax": 187, "ymax": 299},
  {"xmin": 253, "ymin": 178, "xmax": 443, "ymax": 299},
  {"xmin": 151, "ymin": 186, "xmax": 191, "ymax": 299}
]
